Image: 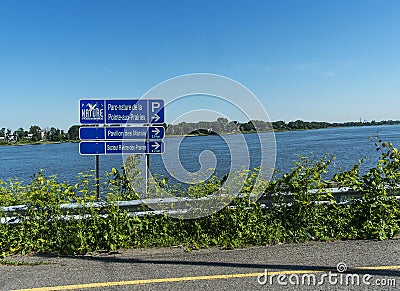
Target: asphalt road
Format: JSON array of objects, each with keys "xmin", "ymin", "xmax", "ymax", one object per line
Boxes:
[{"xmin": 2, "ymin": 239, "xmax": 400, "ymax": 291}]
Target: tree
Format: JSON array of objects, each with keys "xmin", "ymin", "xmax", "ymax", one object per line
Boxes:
[
  {"xmin": 239, "ymin": 121, "xmax": 256, "ymax": 132},
  {"xmin": 217, "ymin": 117, "xmax": 229, "ymax": 133},
  {"xmin": 68, "ymin": 125, "xmax": 80, "ymax": 140},
  {"xmin": 272, "ymin": 121, "xmax": 287, "ymax": 130},
  {"xmin": 61, "ymin": 130, "xmax": 69, "ymax": 141},
  {"xmin": 252, "ymin": 120, "xmax": 272, "ymax": 132},
  {"xmin": 14, "ymin": 128, "xmax": 25, "ymax": 141},
  {"xmin": 29, "ymin": 125, "xmax": 42, "ymax": 142},
  {"xmin": 178, "ymin": 122, "xmax": 193, "ymax": 135},
  {"xmin": 226, "ymin": 121, "xmax": 239, "ymax": 132},
  {"xmin": 47, "ymin": 127, "xmax": 63, "ymax": 141},
  {"xmin": 288, "ymin": 120, "xmax": 305, "ymax": 129}
]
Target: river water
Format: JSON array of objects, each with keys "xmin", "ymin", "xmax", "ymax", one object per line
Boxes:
[{"xmin": 0, "ymin": 125, "xmax": 399, "ymax": 186}]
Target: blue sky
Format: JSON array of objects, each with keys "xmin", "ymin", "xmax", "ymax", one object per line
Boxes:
[{"xmin": 0, "ymin": 0, "xmax": 399, "ymax": 131}]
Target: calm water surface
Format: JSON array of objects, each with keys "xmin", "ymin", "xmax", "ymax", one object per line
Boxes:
[{"xmin": 0, "ymin": 125, "xmax": 399, "ymax": 185}]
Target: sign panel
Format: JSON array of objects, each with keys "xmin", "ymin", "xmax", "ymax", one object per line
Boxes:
[
  {"xmin": 79, "ymin": 127, "xmax": 106, "ymax": 140},
  {"xmin": 106, "ymin": 100, "xmax": 148, "ymax": 124},
  {"xmin": 148, "ymin": 100, "xmax": 164, "ymax": 123},
  {"xmin": 147, "ymin": 141, "xmax": 164, "ymax": 154},
  {"xmin": 79, "ymin": 126, "xmax": 165, "ymax": 140},
  {"xmin": 79, "ymin": 141, "xmax": 165, "ymax": 155},
  {"xmin": 105, "ymin": 127, "xmax": 147, "ymax": 140},
  {"xmin": 147, "ymin": 126, "xmax": 164, "ymax": 139},
  {"xmin": 80, "ymin": 100, "xmax": 105, "ymax": 124},
  {"xmin": 80, "ymin": 99, "xmax": 164, "ymax": 124},
  {"xmin": 79, "ymin": 142, "xmax": 106, "ymax": 155}
]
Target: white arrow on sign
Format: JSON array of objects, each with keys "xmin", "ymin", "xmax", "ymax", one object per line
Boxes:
[
  {"xmin": 151, "ymin": 142, "xmax": 160, "ymax": 150},
  {"xmin": 152, "ymin": 127, "xmax": 160, "ymax": 135},
  {"xmin": 152, "ymin": 114, "xmax": 160, "ymax": 122}
]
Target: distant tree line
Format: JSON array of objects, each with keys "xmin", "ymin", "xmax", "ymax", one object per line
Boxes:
[
  {"xmin": 1, "ymin": 119, "xmax": 399, "ymax": 144},
  {"xmin": 0, "ymin": 125, "xmax": 80, "ymax": 144},
  {"xmin": 166, "ymin": 118, "xmax": 400, "ymax": 135},
  {"xmin": 271, "ymin": 119, "xmax": 400, "ymax": 131}
]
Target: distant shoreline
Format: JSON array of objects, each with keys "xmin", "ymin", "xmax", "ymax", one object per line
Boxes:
[
  {"xmin": 1, "ymin": 122, "xmax": 399, "ymax": 147},
  {"xmin": 14, "ymin": 141, "xmax": 62, "ymax": 146},
  {"xmin": 166, "ymin": 122, "xmax": 400, "ymax": 137},
  {"xmin": 0, "ymin": 141, "xmax": 79, "ymax": 147}
]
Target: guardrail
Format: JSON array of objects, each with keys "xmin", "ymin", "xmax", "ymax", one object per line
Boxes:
[{"xmin": 1, "ymin": 187, "xmax": 399, "ymax": 224}]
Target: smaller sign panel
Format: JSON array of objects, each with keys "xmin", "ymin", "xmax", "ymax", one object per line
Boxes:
[
  {"xmin": 79, "ymin": 142, "xmax": 106, "ymax": 155},
  {"xmin": 106, "ymin": 141, "xmax": 147, "ymax": 154},
  {"xmin": 79, "ymin": 127, "xmax": 106, "ymax": 140},
  {"xmin": 80, "ymin": 100, "xmax": 105, "ymax": 124},
  {"xmin": 148, "ymin": 100, "xmax": 165, "ymax": 124},
  {"xmin": 105, "ymin": 127, "xmax": 147, "ymax": 140},
  {"xmin": 79, "ymin": 141, "xmax": 165, "ymax": 155},
  {"xmin": 79, "ymin": 126, "xmax": 165, "ymax": 140},
  {"xmin": 105, "ymin": 100, "xmax": 148, "ymax": 124},
  {"xmin": 147, "ymin": 126, "xmax": 165, "ymax": 139},
  {"xmin": 147, "ymin": 141, "xmax": 164, "ymax": 154}
]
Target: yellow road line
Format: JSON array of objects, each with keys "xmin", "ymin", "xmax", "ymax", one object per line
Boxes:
[
  {"xmin": 10, "ymin": 270, "xmax": 323, "ymax": 291},
  {"xmin": 11, "ymin": 265, "xmax": 400, "ymax": 291}
]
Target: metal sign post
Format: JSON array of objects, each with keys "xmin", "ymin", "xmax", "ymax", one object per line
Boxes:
[
  {"xmin": 146, "ymin": 153, "xmax": 150, "ymax": 193},
  {"xmin": 95, "ymin": 154, "xmax": 100, "ymax": 200}
]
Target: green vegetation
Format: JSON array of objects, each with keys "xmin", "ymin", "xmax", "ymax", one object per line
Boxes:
[{"xmin": 0, "ymin": 140, "xmax": 399, "ymax": 257}]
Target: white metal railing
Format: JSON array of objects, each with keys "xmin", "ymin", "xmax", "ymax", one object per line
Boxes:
[{"xmin": 1, "ymin": 187, "xmax": 399, "ymax": 224}]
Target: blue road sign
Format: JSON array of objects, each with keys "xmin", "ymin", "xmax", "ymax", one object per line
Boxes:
[
  {"xmin": 79, "ymin": 127, "xmax": 106, "ymax": 140},
  {"xmin": 79, "ymin": 141, "xmax": 165, "ymax": 155},
  {"xmin": 147, "ymin": 126, "xmax": 165, "ymax": 139},
  {"xmin": 148, "ymin": 100, "xmax": 164, "ymax": 124},
  {"xmin": 105, "ymin": 127, "xmax": 147, "ymax": 140},
  {"xmin": 147, "ymin": 141, "xmax": 164, "ymax": 153},
  {"xmin": 80, "ymin": 100, "xmax": 105, "ymax": 124},
  {"xmin": 79, "ymin": 142, "xmax": 106, "ymax": 155},
  {"xmin": 80, "ymin": 99, "xmax": 164, "ymax": 124},
  {"xmin": 79, "ymin": 126, "xmax": 165, "ymax": 140}
]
